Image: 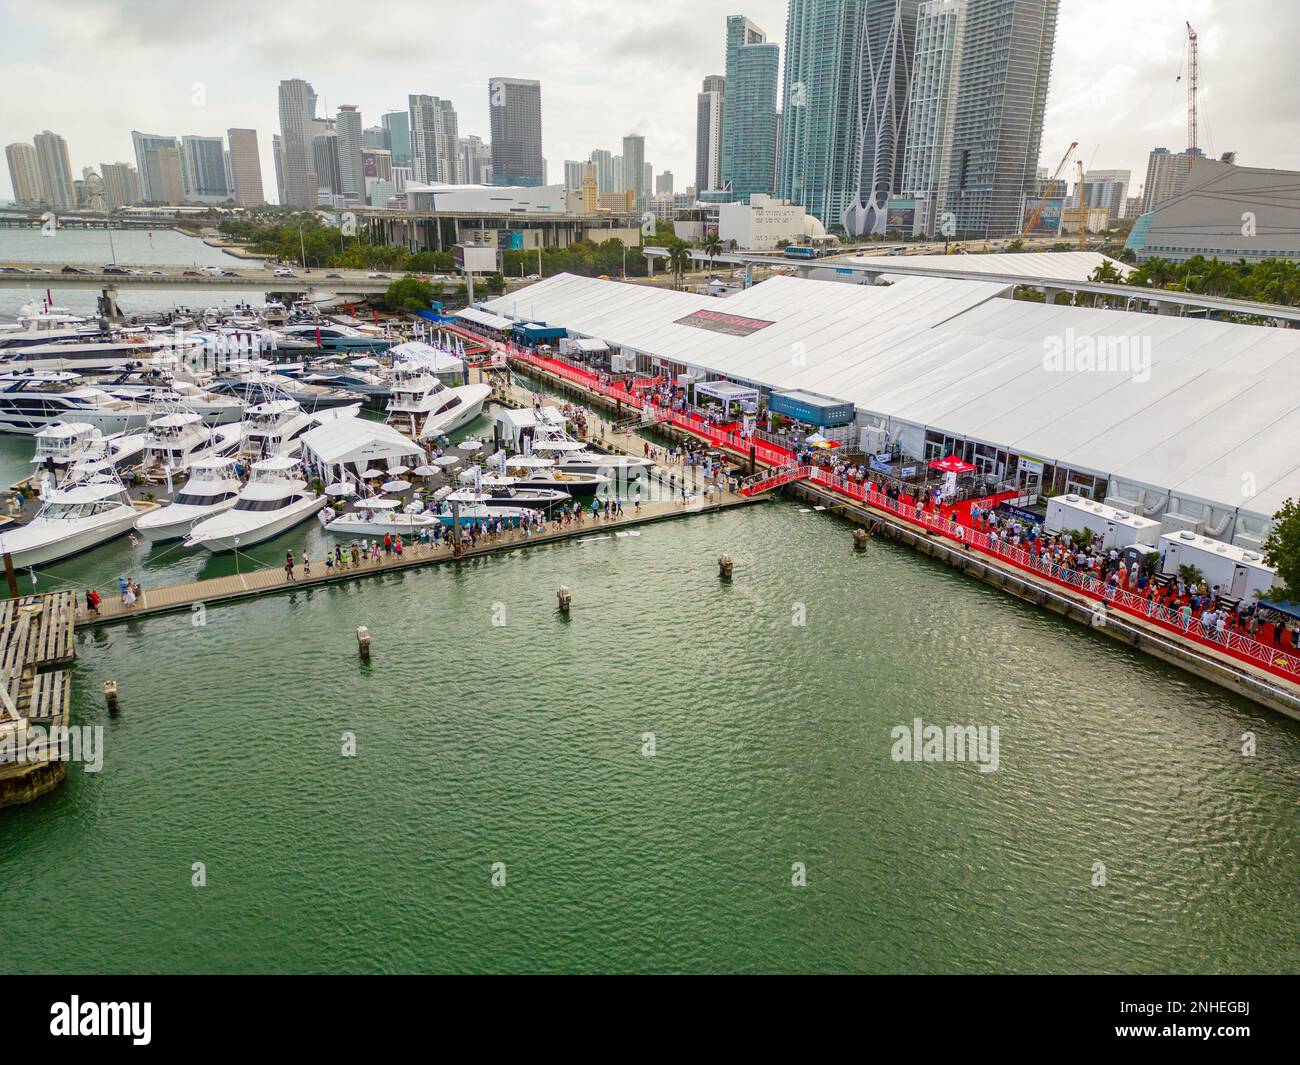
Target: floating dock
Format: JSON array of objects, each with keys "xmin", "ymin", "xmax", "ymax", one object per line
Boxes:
[{"xmin": 0, "ymin": 591, "xmax": 76, "ymax": 808}]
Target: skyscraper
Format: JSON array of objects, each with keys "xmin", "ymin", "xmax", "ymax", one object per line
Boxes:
[
  {"xmin": 458, "ymin": 135, "xmax": 492, "ymax": 184},
  {"xmin": 33, "ymin": 130, "xmax": 75, "ymax": 210},
  {"xmin": 382, "ymin": 111, "xmax": 412, "ymax": 168},
  {"xmin": 409, "ymin": 96, "xmax": 460, "ymax": 184},
  {"xmin": 622, "ymin": 134, "xmax": 646, "ymax": 199},
  {"xmin": 842, "ymin": 0, "xmax": 920, "ymax": 236},
  {"xmin": 900, "ymin": 0, "xmax": 967, "ymax": 234},
  {"xmin": 180, "ymin": 135, "xmax": 231, "ymax": 201},
  {"xmin": 336, "ymin": 105, "xmax": 365, "ymax": 202},
  {"xmin": 272, "ymin": 134, "xmax": 285, "ymax": 204},
  {"xmin": 590, "ymin": 149, "xmax": 615, "ymax": 194},
  {"xmin": 563, "ymin": 160, "xmax": 585, "ymax": 189},
  {"xmin": 312, "ymin": 133, "xmax": 342, "ymax": 199},
  {"xmin": 488, "ymin": 78, "xmax": 544, "ymax": 186},
  {"xmin": 721, "ymin": 17, "xmax": 780, "ymax": 203},
  {"xmin": 945, "ymin": 0, "xmax": 1059, "ymax": 237},
  {"xmin": 1141, "ymin": 147, "xmax": 1201, "ymax": 212},
  {"xmin": 153, "ymin": 146, "xmax": 185, "ymax": 204},
  {"xmin": 695, "ymin": 75, "xmax": 725, "ymax": 194},
  {"xmin": 131, "ymin": 131, "xmax": 180, "ymax": 203},
  {"xmin": 100, "ymin": 162, "xmax": 141, "ymax": 211},
  {"xmin": 278, "ymin": 78, "xmax": 317, "ymax": 208},
  {"xmin": 5, "ymin": 143, "xmax": 45, "ymax": 205},
  {"xmin": 226, "ymin": 128, "xmax": 265, "ymax": 206},
  {"xmin": 656, "ymin": 171, "xmax": 674, "ymax": 195},
  {"xmin": 1076, "ymin": 168, "xmax": 1130, "ymax": 222},
  {"xmin": 778, "ymin": 1, "xmax": 865, "ymax": 228}
]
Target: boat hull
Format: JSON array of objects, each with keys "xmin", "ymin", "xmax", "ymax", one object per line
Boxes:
[
  {"xmin": 0, "ymin": 507, "xmax": 141, "ymax": 568},
  {"xmin": 134, "ymin": 499, "xmax": 238, "ymax": 542},
  {"xmin": 186, "ymin": 495, "xmax": 327, "ymax": 552}
]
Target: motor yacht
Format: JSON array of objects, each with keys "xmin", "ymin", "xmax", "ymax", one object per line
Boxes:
[
  {"xmin": 30, "ymin": 422, "xmax": 101, "ymax": 472},
  {"xmin": 486, "ymin": 455, "xmax": 609, "ymax": 498},
  {"xmin": 208, "ymin": 361, "xmax": 363, "ymax": 410},
  {"xmin": 384, "ymin": 362, "xmax": 489, "ymax": 441},
  {"xmin": 0, "ymin": 475, "xmax": 141, "ymax": 567},
  {"xmin": 0, "ymin": 371, "xmax": 154, "ymax": 434},
  {"xmin": 134, "ymin": 456, "xmax": 242, "ymax": 542},
  {"xmin": 445, "ymin": 482, "xmax": 570, "ymax": 511},
  {"xmin": 95, "ymin": 368, "xmax": 245, "ymax": 426},
  {"xmin": 323, "ymin": 500, "xmax": 439, "ymax": 538},
  {"xmin": 185, "ymin": 455, "xmax": 326, "ymax": 552},
  {"xmin": 530, "ymin": 427, "xmax": 655, "ymax": 481}
]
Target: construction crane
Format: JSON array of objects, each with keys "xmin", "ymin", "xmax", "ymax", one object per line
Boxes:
[
  {"xmin": 1076, "ymin": 159, "xmax": 1087, "ymax": 250},
  {"xmin": 1022, "ymin": 140, "xmax": 1077, "ymax": 238},
  {"xmin": 1185, "ymin": 22, "xmax": 1199, "ymax": 152}
]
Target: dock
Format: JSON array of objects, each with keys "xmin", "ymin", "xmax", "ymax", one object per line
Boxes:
[
  {"xmin": 0, "ymin": 591, "xmax": 76, "ymax": 808},
  {"xmin": 78, "ymin": 488, "xmax": 766, "ymax": 627}
]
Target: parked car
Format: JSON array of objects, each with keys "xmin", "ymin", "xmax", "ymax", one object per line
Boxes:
[
  {"xmin": 182, "ymin": 270, "xmax": 201, "ymax": 277},
  {"xmin": 148, "ymin": 270, "xmax": 164, "ymax": 276},
  {"xmin": 367, "ymin": 272, "xmax": 390, "ymax": 279},
  {"xmin": 325, "ymin": 273, "xmax": 342, "ymax": 279},
  {"xmin": 60, "ymin": 265, "xmax": 89, "ymax": 274},
  {"xmin": 273, "ymin": 267, "xmax": 295, "ymax": 277},
  {"xmin": 102, "ymin": 266, "xmax": 128, "ymax": 274}
]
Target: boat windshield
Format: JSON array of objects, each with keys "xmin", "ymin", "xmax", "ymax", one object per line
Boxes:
[
  {"xmin": 175, "ymin": 489, "xmax": 236, "ymax": 506},
  {"xmin": 234, "ymin": 496, "xmax": 294, "ymax": 512},
  {"xmin": 40, "ymin": 499, "xmax": 123, "ymax": 520}
]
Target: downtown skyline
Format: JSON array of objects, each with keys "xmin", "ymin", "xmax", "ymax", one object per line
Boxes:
[{"xmin": 1, "ymin": 0, "xmax": 1297, "ymax": 209}]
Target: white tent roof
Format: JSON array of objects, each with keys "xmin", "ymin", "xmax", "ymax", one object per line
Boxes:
[
  {"xmin": 456, "ymin": 307, "xmax": 514, "ymax": 331},
  {"xmin": 301, "ymin": 418, "xmax": 425, "ymax": 469},
  {"xmin": 480, "ymin": 273, "xmax": 1300, "ymax": 520},
  {"xmin": 846, "ymin": 250, "xmax": 1132, "ymax": 282}
]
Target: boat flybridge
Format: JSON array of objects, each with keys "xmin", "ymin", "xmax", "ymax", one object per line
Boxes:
[
  {"xmin": 140, "ymin": 411, "xmax": 240, "ymax": 474},
  {"xmin": 384, "ymin": 362, "xmax": 490, "ymax": 441},
  {"xmin": 0, "ymin": 472, "xmax": 140, "ymax": 568},
  {"xmin": 0, "ymin": 371, "xmax": 154, "ymax": 435},
  {"xmin": 237, "ymin": 396, "xmax": 358, "ymax": 460},
  {"xmin": 529, "ymin": 427, "xmax": 655, "ymax": 480},
  {"xmin": 185, "ymin": 455, "xmax": 326, "ymax": 552},
  {"xmin": 134, "ymin": 456, "xmax": 242, "ymax": 542},
  {"xmin": 30, "ymin": 422, "xmax": 101, "ymax": 470}
]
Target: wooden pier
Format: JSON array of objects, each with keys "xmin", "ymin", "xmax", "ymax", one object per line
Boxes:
[
  {"xmin": 0, "ymin": 591, "xmax": 77, "ymax": 808},
  {"xmin": 78, "ymin": 490, "xmax": 766, "ymax": 628}
]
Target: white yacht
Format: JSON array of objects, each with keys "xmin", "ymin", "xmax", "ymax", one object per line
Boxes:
[
  {"xmin": 185, "ymin": 456, "xmax": 326, "ymax": 552},
  {"xmin": 0, "ymin": 371, "xmax": 154, "ymax": 434},
  {"xmin": 384, "ymin": 362, "xmax": 489, "ymax": 441},
  {"xmin": 324, "ymin": 500, "xmax": 439, "ymax": 538},
  {"xmin": 140, "ymin": 411, "xmax": 240, "ymax": 473},
  {"xmin": 237, "ymin": 398, "xmax": 316, "ymax": 460},
  {"xmin": 134, "ymin": 457, "xmax": 242, "ymax": 542},
  {"xmin": 0, "ymin": 477, "xmax": 141, "ymax": 567},
  {"xmin": 95, "ymin": 368, "xmax": 244, "ymax": 426},
  {"xmin": 483, "ymin": 455, "xmax": 609, "ymax": 498},
  {"xmin": 530, "ymin": 427, "xmax": 655, "ymax": 481},
  {"xmin": 444, "ymin": 483, "xmax": 571, "ymax": 511},
  {"xmin": 0, "ymin": 324, "xmax": 205, "ymax": 373}
]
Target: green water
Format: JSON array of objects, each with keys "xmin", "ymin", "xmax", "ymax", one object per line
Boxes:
[{"xmin": 0, "ymin": 438, "xmax": 1297, "ymax": 973}]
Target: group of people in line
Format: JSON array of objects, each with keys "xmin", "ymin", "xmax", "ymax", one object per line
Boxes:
[{"xmin": 81, "ymin": 576, "xmax": 140, "ymax": 615}]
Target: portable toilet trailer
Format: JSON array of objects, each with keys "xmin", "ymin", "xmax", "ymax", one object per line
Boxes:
[
  {"xmin": 1045, "ymin": 494, "xmax": 1161, "ymax": 550},
  {"xmin": 1158, "ymin": 530, "xmax": 1278, "ymax": 600}
]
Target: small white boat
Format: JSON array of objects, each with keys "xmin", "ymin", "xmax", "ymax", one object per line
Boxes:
[
  {"xmin": 324, "ymin": 500, "xmax": 438, "ymax": 538},
  {"xmin": 133, "ymin": 456, "xmax": 242, "ymax": 542},
  {"xmin": 184, "ymin": 455, "xmax": 326, "ymax": 552},
  {"xmin": 0, "ymin": 477, "xmax": 141, "ymax": 567}
]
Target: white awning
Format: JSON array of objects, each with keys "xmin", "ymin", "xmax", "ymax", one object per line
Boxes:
[
  {"xmin": 456, "ymin": 307, "xmax": 514, "ymax": 332},
  {"xmin": 302, "ymin": 419, "xmax": 425, "ymax": 469}
]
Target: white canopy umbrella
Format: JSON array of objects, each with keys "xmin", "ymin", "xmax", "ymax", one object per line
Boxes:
[
  {"xmin": 458, "ymin": 439, "xmax": 484, "ymax": 451},
  {"xmin": 412, "ymin": 464, "xmax": 441, "ymax": 477},
  {"xmin": 358, "ymin": 467, "xmax": 386, "ymax": 479},
  {"xmin": 356, "ymin": 497, "xmax": 399, "ymax": 509},
  {"xmin": 432, "ymin": 455, "xmax": 460, "ymax": 468},
  {"xmin": 387, "ymin": 465, "xmax": 410, "ymax": 475},
  {"xmin": 324, "ymin": 482, "xmax": 356, "ymax": 497},
  {"xmin": 382, "ymin": 479, "xmax": 412, "ymax": 493}
]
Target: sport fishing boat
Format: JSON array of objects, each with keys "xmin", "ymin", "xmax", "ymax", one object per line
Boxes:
[
  {"xmin": 237, "ymin": 397, "xmax": 358, "ymax": 460},
  {"xmin": 0, "ymin": 475, "xmax": 141, "ymax": 567},
  {"xmin": 133, "ymin": 457, "xmax": 241, "ymax": 542},
  {"xmin": 184, "ymin": 455, "xmax": 326, "ymax": 552},
  {"xmin": 323, "ymin": 499, "xmax": 439, "ymax": 538},
  {"xmin": 488, "ymin": 455, "xmax": 609, "ymax": 499},
  {"xmin": 30, "ymin": 422, "xmax": 101, "ymax": 472},
  {"xmin": 0, "ymin": 371, "xmax": 154, "ymax": 434},
  {"xmin": 139, "ymin": 411, "xmax": 240, "ymax": 474},
  {"xmin": 384, "ymin": 362, "xmax": 489, "ymax": 441}
]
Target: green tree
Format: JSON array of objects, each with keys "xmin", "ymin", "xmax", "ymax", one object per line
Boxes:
[
  {"xmin": 1263, "ymin": 498, "xmax": 1300, "ymax": 601},
  {"xmin": 381, "ymin": 277, "xmax": 435, "ymax": 313},
  {"xmin": 701, "ymin": 235, "xmax": 723, "ymax": 269},
  {"xmin": 666, "ymin": 238, "xmax": 692, "ymax": 289}
]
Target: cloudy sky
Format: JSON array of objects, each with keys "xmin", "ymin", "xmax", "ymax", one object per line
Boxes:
[{"xmin": 1, "ymin": 0, "xmax": 1296, "ymax": 203}]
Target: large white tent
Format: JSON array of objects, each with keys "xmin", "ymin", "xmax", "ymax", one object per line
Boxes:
[
  {"xmin": 483, "ymin": 273, "xmax": 1300, "ymax": 545},
  {"xmin": 301, "ymin": 419, "xmax": 425, "ymax": 478}
]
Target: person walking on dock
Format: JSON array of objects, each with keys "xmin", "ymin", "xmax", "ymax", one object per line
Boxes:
[
  {"xmin": 85, "ymin": 587, "xmax": 101, "ymax": 616},
  {"xmin": 285, "ymin": 550, "xmax": 296, "ymax": 581},
  {"xmin": 117, "ymin": 575, "xmax": 128, "ymax": 605}
]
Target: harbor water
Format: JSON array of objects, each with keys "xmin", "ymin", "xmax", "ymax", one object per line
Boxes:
[{"xmin": 0, "ymin": 429, "xmax": 1297, "ymax": 972}]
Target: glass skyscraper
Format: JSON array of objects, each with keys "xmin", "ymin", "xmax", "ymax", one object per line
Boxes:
[
  {"xmin": 721, "ymin": 16, "xmax": 780, "ymax": 204},
  {"xmin": 944, "ymin": 0, "xmax": 1059, "ymax": 237},
  {"xmin": 489, "ymin": 78, "xmax": 544, "ymax": 187}
]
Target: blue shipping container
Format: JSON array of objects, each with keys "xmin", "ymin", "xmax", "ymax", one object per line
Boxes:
[{"xmin": 768, "ymin": 390, "xmax": 854, "ymax": 427}]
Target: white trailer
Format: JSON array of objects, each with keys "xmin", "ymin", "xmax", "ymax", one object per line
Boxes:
[
  {"xmin": 1158, "ymin": 531, "xmax": 1278, "ymax": 600},
  {"xmin": 1045, "ymin": 494, "xmax": 1161, "ymax": 549}
]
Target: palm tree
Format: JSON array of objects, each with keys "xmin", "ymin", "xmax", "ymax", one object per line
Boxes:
[
  {"xmin": 666, "ymin": 238, "xmax": 692, "ymax": 290},
  {"xmin": 1088, "ymin": 261, "xmax": 1123, "ymax": 284},
  {"xmin": 702, "ymin": 236, "xmax": 723, "ymax": 271}
]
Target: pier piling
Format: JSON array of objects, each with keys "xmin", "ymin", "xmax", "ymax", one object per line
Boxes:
[
  {"xmin": 103, "ymin": 680, "xmax": 119, "ymax": 715},
  {"xmin": 718, "ymin": 554, "xmax": 734, "ymax": 580},
  {"xmin": 3, "ymin": 552, "xmax": 16, "ymax": 599},
  {"xmin": 556, "ymin": 586, "xmax": 572, "ymax": 614},
  {"xmin": 853, "ymin": 528, "xmax": 869, "ymax": 550},
  {"xmin": 356, "ymin": 626, "xmax": 372, "ymax": 658}
]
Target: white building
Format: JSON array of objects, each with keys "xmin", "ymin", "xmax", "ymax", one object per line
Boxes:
[
  {"xmin": 403, "ymin": 182, "xmax": 567, "ymax": 214},
  {"xmin": 716, "ymin": 194, "xmax": 826, "ymax": 249}
]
